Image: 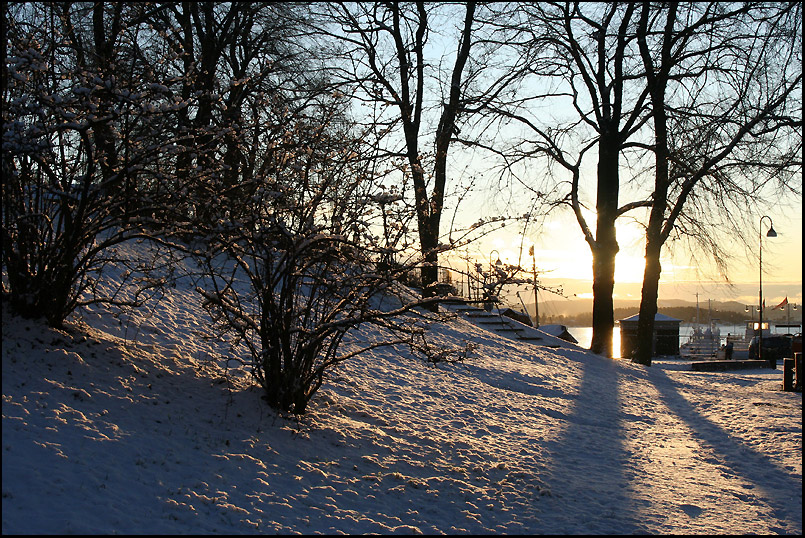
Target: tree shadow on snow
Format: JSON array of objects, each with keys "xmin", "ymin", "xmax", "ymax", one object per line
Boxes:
[
  {"xmin": 647, "ymin": 367, "xmax": 802, "ymax": 531},
  {"xmin": 542, "ymin": 355, "xmax": 650, "ymax": 534}
]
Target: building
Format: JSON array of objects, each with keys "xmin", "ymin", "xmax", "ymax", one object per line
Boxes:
[
  {"xmin": 618, "ymin": 313, "xmax": 682, "ymax": 358},
  {"xmin": 538, "ymin": 323, "xmax": 579, "ymax": 344}
]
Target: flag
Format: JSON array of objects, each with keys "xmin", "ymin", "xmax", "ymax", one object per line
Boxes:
[{"xmin": 775, "ymin": 297, "xmax": 788, "ymax": 310}]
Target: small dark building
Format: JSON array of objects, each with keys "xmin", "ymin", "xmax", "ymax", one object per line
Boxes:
[
  {"xmin": 618, "ymin": 313, "xmax": 682, "ymax": 358},
  {"xmin": 501, "ymin": 308, "xmax": 534, "ymax": 327},
  {"xmin": 539, "ymin": 323, "xmax": 580, "ymax": 344}
]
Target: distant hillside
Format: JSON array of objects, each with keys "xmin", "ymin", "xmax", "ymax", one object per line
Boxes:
[{"xmin": 516, "ymin": 298, "xmax": 802, "ymax": 327}]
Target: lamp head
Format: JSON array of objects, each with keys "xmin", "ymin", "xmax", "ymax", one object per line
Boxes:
[{"xmin": 766, "ymin": 226, "xmax": 777, "ymax": 238}]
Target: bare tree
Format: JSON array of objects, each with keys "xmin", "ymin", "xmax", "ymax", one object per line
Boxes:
[
  {"xmin": 144, "ymin": 1, "xmax": 311, "ymax": 224},
  {"xmin": 193, "ymin": 87, "xmax": 452, "ymax": 414},
  {"xmin": 309, "ymin": 2, "xmax": 527, "ymax": 301},
  {"xmin": 631, "ymin": 2, "xmax": 802, "ymax": 365},
  {"xmin": 481, "ymin": 2, "xmax": 653, "ymax": 356}
]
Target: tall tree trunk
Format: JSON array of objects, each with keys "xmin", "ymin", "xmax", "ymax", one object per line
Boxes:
[
  {"xmin": 590, "ymin": 245, "xmax": 617, "ymax": 356},
  {"xmin": 634, "ymin": 136, "xmax": 669, "ymax": 366},
  {"xmin": 635, "ymin": 238, "xmax": 663, "ymax": 365},
  {"xmin": 590, "ymin": 136, "xmax": 620, "ymax": 357},
  {"xmin": 418, "ymin": 1, "xmax": 475, "ymax": 299},
  {"xmin": 633, "ymin": 1, "xmax": 675, "ymax": 367},
  {"xmin": 417, "ymin": 193, "xmax": 440, "ymax": 298}
]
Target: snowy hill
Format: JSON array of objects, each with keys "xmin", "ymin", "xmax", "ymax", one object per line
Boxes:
[{"xmin": 2, "ymin": 246, "xmax": 802, "ymax": 534}]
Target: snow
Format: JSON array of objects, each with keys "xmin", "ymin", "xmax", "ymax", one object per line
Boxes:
[{"xmin": 2, "ymin": 242, "xmax": 802, "ymax": 534}]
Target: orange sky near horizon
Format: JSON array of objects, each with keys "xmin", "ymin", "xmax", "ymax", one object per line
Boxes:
[{"xmin": 450, "ymin": 206, "xmax": 803, "ymax": 308}]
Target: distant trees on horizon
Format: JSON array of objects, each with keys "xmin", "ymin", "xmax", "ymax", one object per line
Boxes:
[{"xmin": 546, "ymin": 306, "xmax": 801, "ymax": 328}]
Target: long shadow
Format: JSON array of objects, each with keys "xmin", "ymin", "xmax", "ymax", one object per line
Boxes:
[
  {"xmin": 648, "ymin": 367, "xmax": 802, "ymax": 531},
  {"xmin": 542, "ymin": 355, "xmax": 649, "ymax": 534}
]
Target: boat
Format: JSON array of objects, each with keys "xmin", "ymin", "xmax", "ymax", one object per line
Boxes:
[
  {"xmin": 679, "ymin": 297, "xmax": 722, "ymax": 359},
  {"xmin": 680, "ymin": 323, "xmax": 722, "ymax": 358}
]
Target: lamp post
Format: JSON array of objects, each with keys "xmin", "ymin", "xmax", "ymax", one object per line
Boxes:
[
  {"xmin": 787, "ymin": 303, "xmax": 798, "ymax": 334},
  {"xmin": 780, "ymin": 302, "xmax": 799, "ymax": 335},
  {"xmin": 484, "ymin": 250, "xmax": 502, "ymax": 312},
  {"xmin": 745, "ymin": 304, "xmax": 759, "ymax": 336},
  {"xmin": 529, "ymin": 245, "xmax": 539, "ymax": 328},
  {"xmin": 490, "ymin": 249, "xmax": 502, "ymax": 271},
  {"xmin": 759, "ymin": 216, "xmax": 777, "ymax": 368}
]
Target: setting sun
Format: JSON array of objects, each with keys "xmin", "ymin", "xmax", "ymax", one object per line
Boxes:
[
  {"xmin": 460, "ymin": 207, "xmax": 801, "ymax": 306},
  {"xmin": 479, "ymin": 227, "xmax": 650, "ymax": 285}
]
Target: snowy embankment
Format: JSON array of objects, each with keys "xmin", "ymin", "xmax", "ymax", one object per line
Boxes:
[{"xmin": 2, "ymin": 244, "xmax": 802, "ymax": 534}]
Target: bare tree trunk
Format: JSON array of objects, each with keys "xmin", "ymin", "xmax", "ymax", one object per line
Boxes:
[
  {"xmin": 590, "ymin": 137, "xmax": 621, "ymax": 357},
  {"xmin": 635, "ymin": 238, "xmax": 663, "ymax": 364},
  {"xmin": 311, "ymin": 3, "xmax": 485, "ymax": 301},
  {"xmin": 633, "ymin": 2, "xmax": 674, "ymax": 366},
  {"xmin": 634, "ymin": 128, "xmax": 669, "ymax": 365},
  {"xmin": 590, "ymin": 249, "xmax": 617, "ymax": 356},
  {"xmin": 421, "ymin": 1, "xmax": 476, "ymax": 298}
]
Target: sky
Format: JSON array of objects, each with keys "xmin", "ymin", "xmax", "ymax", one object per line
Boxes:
[
  {"xmin": 448, "ymin": 195, "xmax": 802, "ymax": 308},
  {"xmin": 2, "ymin": 236, "xmax": 802, "ymax": 534},
  {"xmin": 426, "ymin": 9, "xmax": 803, "ymax": 310},
  {"xmin": 341, "ymin": 3, "xmax": 803, "ymax": 311},
  {"xmin": 428, "ymin": 107, "xmax": 802, "ymax": 310}
]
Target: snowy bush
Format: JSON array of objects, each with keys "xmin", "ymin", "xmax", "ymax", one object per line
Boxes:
[
  {"xmin": 197, "ymin": 225, "xmax": 423, "ymax": 415},
  {"xmin": 1, "ymin": 5, "xmax": 197, "ymax": 326},
  {"xmin": 192, "ymin": 94, "xmax": 445, "ymax": 414}
]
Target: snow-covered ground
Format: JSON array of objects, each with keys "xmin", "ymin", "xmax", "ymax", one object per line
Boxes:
[{"xmin": 2, "ymin": 245, "xmax": 802, "ymax": 534}]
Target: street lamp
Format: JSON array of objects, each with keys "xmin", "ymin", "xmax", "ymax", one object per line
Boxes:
[
  {"xmin": 785, "ymin": 302, "xmax": 799, "ymax": 334},
  {"xmin": 745, "ymin": 304, "xmax": 758, "ymax": 344},
  {"xmin": 490, "ymin": 249, "xmax": 502, "ymax": 271},
  {"xmin": 758, "ymin": 215, "xmax": 777, "ymax": 368},
  {"xmin": 484, "ymin": 250, "xmax": 502, "ymax": 312},
  {"xmin": 529, "ymin": 245, "xmax": 539, "ymax": 328}
]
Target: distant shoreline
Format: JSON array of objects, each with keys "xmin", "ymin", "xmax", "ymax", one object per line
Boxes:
[{"xmin": 566, "ymin": 323, "xmax": 800, "ymax": 359}]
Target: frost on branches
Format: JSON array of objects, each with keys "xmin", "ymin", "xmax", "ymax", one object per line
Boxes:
[
  {"xmin": 191, "ymin": 98, "xmax": 449, "ymax": 414},
  {"xmin": 2, "ymin": 4, "xmax": 200, "ymax": 326}
]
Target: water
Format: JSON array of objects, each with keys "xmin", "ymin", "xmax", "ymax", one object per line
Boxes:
[
  {"xmin": 568, "ymin": 327, "xmax": 618, "ymax": 357},
  {"xmin": 568, "ymin": 323, "xmax": 799, "ymax": 359}
]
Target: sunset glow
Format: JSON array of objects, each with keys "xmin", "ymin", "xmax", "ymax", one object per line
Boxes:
[{"xmin": 457, "ymin": 207, "xmax": 802, "ymax": 306}]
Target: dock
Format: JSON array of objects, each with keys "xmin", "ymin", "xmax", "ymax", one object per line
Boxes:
[{"xmin": 690, "ymin": 360, "xmax": 768, "ymax": 372}]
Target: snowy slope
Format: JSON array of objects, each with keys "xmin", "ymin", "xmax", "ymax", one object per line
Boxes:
[{"xmin": 2, "ymin": 244, "xmax": 802, "ymax": 534}]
